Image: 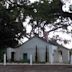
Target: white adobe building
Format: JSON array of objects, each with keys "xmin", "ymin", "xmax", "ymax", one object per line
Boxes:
[{"xmin": 6, "ymin": 36, "xmax": 70, "ymax": 64}]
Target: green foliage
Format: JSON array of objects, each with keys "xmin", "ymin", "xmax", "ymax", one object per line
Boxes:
[
  {"xmin": 0, "ymin": 0, "xmax": 71, "ymax": 48},
  {"xmin": 0, "ymin": 48, "xmax": 6, "ymax": 62},
  {"xmin": 29, "ymin": 0, "xmax": 62, "ymax": 23},
  {"xmin": 0, "ymin": 0, "xmax": 28, "ymax": 48},
  {"xmin": 26, "ymin": 0, "xmax": 64, "ymax": 37},
  {"xmin": 21, "ymin": 59, "xmax": 29, "ymax": 63}
]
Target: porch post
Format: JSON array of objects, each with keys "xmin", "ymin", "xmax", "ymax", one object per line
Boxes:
[
  {"xmin": 4, "ymin": 53, "xmax": 6, "ymax": 65},
  {"xmin": 30, "ymin": 54, "xmax": 32, "ymax": 65},
  {"xmin": 70, "ymin": 50, "xmax": 72, "ymax": 64}
]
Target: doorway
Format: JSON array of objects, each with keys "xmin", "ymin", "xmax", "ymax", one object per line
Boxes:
[
  {"xmin": 23, "ymin": 53, "xmax": 28, "ymax": 62},
  {"xmin": 58, "ymin": 50, "xmax": 63, "ymax": 63},
  {"xmin": 11, "ymin": 52, "xmax": 15, "ymax": 62}
]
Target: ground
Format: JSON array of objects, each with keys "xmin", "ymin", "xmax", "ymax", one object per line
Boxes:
[{"xmin": 0, "ymin": 64, "xmax": 72, "ymax": 72}]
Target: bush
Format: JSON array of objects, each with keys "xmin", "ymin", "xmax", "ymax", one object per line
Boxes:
[{"xmin": 21, "ymin": 59, "xmax": 30, "ymax": 63}]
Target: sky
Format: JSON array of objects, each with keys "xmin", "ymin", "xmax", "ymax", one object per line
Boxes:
[
  {"xmin": 61, "ymin": 0, "xmax": 72, "ymax": 13},
  {"xmin": 22, "ymin": 0, "xmax": 72, "ymax": 49},
  {"xmin": 30, "ymin": 0, "xmax": 39, "ymax": 3}
]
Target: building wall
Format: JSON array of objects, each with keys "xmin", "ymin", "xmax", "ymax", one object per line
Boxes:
[
  {"xmin": 49, "ymin": 44, "xmax": 58, "ymax": 63},
  {"xmin": 6, "ymin": 37, "xmax": 70, "ymax": 64},
  {"xmin": 58, "ymin": 47, "xmax": 69, "ymax": 63},
  {"xmin": 14, "ymin": 37, "xmax": 54, "ymax": 63},
  {"xmin": 7, "ymin": 47, "xmax": 15, "ymax": 61},
  {"xmin": 50, "ymin": 45, "xmax": 70, "ymax": 63}
]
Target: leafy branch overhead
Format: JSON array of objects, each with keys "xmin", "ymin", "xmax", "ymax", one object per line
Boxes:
[
  {"xmin": 0, "ymin": 0, "xmax": 72, "ymax": 48},
  {"xmin": 28, "ymin": 0, "xmax": 72, "ymax": 39}
]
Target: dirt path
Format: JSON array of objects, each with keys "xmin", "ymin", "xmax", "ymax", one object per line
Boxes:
[{"xmin": 0, "ymin": 65, "xmax": 72, "ymax": 72}]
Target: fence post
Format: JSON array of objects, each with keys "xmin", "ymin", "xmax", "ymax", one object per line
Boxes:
[
  {"xmin": 70, "ymin": 55, "xmax": 72, "ymax": 64},
  {"xmin": 30, "ymin": 54, "xmax": 32, "ymax": 65},
  {"xmin": 4, "ymin": 53, "xmax": 6, "ymax": 65}
]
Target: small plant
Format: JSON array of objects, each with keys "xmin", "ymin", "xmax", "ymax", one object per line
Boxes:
[
  {"xmin": 21, "ymin": 59, "xmax": 29, "ymax": 63},
  {"xmin": 0, "ymin": 48, "xmax": 5, "ymax": 62}
]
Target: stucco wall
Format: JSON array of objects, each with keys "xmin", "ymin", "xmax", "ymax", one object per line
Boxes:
[
  {"xmin": 6, "ymin": 37, "xmax": 70, "ymax": 64},
  {"xmin": 14, "ymin": 37, "xmax": 54, "ymax": 63},
  {"xmin": 7, "ymin": 47, "xmax": 15, "ymax": 61},
  {"xmin": 58, "ymin": 47, "xmax": 69, "ymax": 63}
]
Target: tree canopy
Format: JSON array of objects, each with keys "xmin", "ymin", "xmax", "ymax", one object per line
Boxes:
[{"xmin": 0, "ymin": 0, "xmax": 72, "ymax": 48}]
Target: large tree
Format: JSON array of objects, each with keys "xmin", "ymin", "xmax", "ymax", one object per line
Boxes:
[
  {"xmin": 0, "ymin": 0, "xmax": 32, "ymax": 48},
  {"xmin": 26, "ymin": 0, "xmax": 72, "ymax": 45},
  {"xmin": 0, "ymin": 0, "xmax": 72, "ymax": 49},
  {"xmin": 20, "ymin": 0, "xmax": 62, "ymax": 38}
]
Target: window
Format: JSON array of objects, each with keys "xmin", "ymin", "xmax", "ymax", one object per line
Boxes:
[
  {"xmin": 58, "ymin": 50, "xmax": 62, "ymax": 55},
  {"xmin": 11, "ymin": 52, "xmax": 15, "ymax": 61},
  {"xmin": 54, "ymin": 50, "xmax": 56, "ymax": 52},
  {"xmin": 23, "ymin": 53, "xmax": 27, "ymax": 61}
]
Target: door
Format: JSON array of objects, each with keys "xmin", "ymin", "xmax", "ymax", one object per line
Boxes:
[
  {"xmin": 23, "ymin": 53, "xmax": 27, "ymax": 62},
  {"xmin": 11, "ymin": 52, "xmax": 15, "ymax": 62},
  {"xmin": 58, "ymin": 50, "xmax": 63, "ymax": 63}
]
